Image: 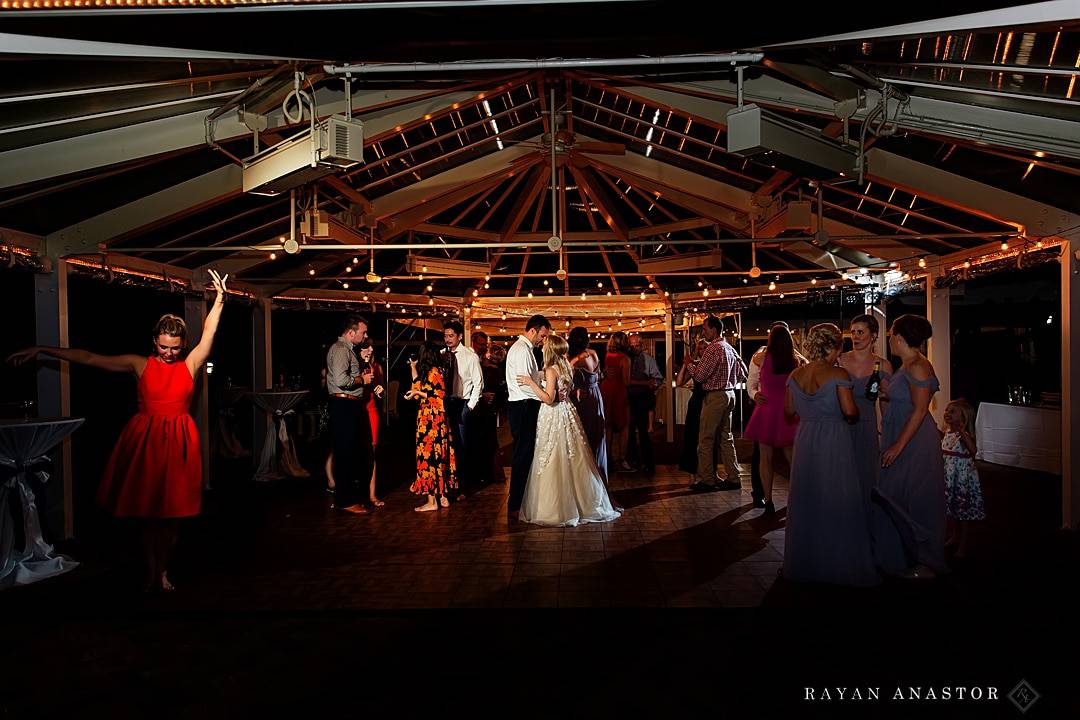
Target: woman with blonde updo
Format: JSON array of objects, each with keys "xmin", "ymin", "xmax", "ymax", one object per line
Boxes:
[{"xmin": 783, "ymin": 323, "xmax": 879, "ymax": 586}]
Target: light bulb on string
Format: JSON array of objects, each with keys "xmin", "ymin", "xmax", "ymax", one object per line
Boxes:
[
  {"xmin": 1001, "ymin": 241, "xmax": 1009, "ymax": 251},
  {"xmin": 543, "ymin": 280, "xmax": 549, "ymax": 286},
  {"xmin": 548, "ymin": 287, "xmax": 554, "ymax": 294},
  {"xmin": 426, "ymin": 285, "xmax": 433, "ymax": 292},
  {"xmin": 345, "ymin": 266, "xmax": 352, "ymax": 273},
  {"xmin": 528, "ymin": 291, "xmax": 534, "ymax": 298},
  {"xmin": 269, "ymin": 252, "xmax": 277, "ymax": 260},
  {"xmin": 768, "ymin": 281, "xmax": 776, "ymax": 291},
  {"xmin": 342, "ymin": 282, "xmax": 349, "ymax": 289},
  {"xmin": 811, "ymin": 278, "xmax": 817, "ymax": 285},
  {"xmin": 352, "ymin": 257, "xmax": 359, "ymax": 265}
]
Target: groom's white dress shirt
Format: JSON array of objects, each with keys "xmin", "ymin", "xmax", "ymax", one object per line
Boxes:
[{"xmin": 506, "ymin": 334, "xmax": 541, "ymax": 402}]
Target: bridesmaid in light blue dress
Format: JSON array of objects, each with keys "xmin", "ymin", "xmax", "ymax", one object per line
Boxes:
[
  {"xmin": 784, "ymin": 323, "xmax": 880, "ymax": 587},
  {"xmin": 839, "ymin": 314, "xmax": 893, "ymax": 505},
  {"xmin": 871, "ymin": 315, "xmax": 947, "ymax": 578}
]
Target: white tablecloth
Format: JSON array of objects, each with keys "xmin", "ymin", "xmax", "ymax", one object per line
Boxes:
[
  {"xmin": 250, "ymin": 391, "xmax": 310, "ymax": 481},
  {"xmin": 975, "ymin": 402, "xmax": 1061, "ymax": 475},
  {"xmin": 0, "ymin": 417, "xmax": 84, "ymax": 588}
]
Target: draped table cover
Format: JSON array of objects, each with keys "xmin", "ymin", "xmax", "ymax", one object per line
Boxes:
[
  {"xmin": 975, "ymin": 402, "xmax": 1061, "ymax": 475},
  {"xmin": 0, "ymin": 417, "xmax": 84, "ymax": 588},
  {"xmin": 249, "ymin": 391, "xmax": 309, "ymax": 482},
  {"xmin": 674, "ymin": 387, "xmax": 694, "ymax": 425}
]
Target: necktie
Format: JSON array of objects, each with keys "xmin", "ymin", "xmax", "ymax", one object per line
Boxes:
[{"xmin": 447, "ymin": 348, "xmax": 459, "ymax": 397}]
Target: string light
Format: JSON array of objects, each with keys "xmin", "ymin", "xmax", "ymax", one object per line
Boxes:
[
  {"xmin": 527, "ymin": 291, "xmax": 534, "ymax": 298},
  {"xmin": 269, "ymin": 252, "xmax": 277, "ymax": 260},
  {"xmin": 918, "ymin": 258, "xmax": 927, "ymax": 268},
  {"xmin": 810, "ymin": 278, "xmax": 817, "ymax": 285},
  {"xmin": 768, "ymin": 281, "xmax": 776, "ymax": 291},
  {"xmin": 543, "ymin": 280, "xmax": 549, "ymax": 286},
  {"xmin": 308, "ymin": 267, "xmax": 315, "ymax": 276},
  {"xmin": 606, "ymin": 291, "xmax": 612, "ymax": 296},
  {"xmin": 963, "ymin": 261, "xmax": 971, "ymax": 268},
  {"xmin": 426, "ymin": 285, "xmax": 433, "ymax": 292},
  {"xmin": 640, "ymin": 292, "xmax": 646, "ymax": 300},
  {"xmin": 342, "ymin": 282, "xmax": 349, "ymax": 289},
  {"xmin": 353, "ymin": 257, "xmax": 359, "ymax": 265},
  {"xmin": 597, "ymin": 282, "xmax": 603, "ymax": 288},
  {"xmin": 484, "ymin": 283, "xmax": 490, "ymax": 289},
  {"xmin": 473, "ymin": 290, "xmax": 479, "ymax": 297},
  {"xmin": 345, "ymin": 266, "xmax": 352, "ymax": 273},
  {"xmin": 548, "ymin": 287, "xmax": 554, "ymax": 294},
  {"xmin": 1001, "ymin": 241, "xmax": 1009, "ymax": 251},
  {"xmin": 385, "ymin": 286, "xmax": 391, "ymax": 293}
]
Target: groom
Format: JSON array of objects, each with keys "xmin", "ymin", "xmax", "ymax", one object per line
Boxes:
[{"xmin": 505, "ymin": 314, "xmax": 551, "ymax": 516}]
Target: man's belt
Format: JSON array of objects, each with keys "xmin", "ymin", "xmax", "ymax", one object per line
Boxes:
[{"xmin": 329, "ymin": 393, "xmax": 362, "ymax": 401}]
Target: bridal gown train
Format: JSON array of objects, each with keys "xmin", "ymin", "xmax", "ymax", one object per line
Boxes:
[{"xmin": 519, "ymin": 378, "xmax": 621, "ymax": 527}]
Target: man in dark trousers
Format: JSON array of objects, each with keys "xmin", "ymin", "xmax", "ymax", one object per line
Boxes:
[
  {"xmin": 504, "ymin": 314, "xmax": 550, "ymax": 516},
  {"xmin": 325, "ymin": 314, "xmax": 374, "ymax": 514},
  {"xmin": 443, "ymin": 320, "xmax": 483, "ymax": 499}
]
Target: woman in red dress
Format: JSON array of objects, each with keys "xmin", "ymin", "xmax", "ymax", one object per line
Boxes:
[
  {"xmin": 7, "ymin": 270, "xmax": 228, "ymax": 591},
  {"xmin": 358, "ymin": 340, "xmax": 385, "ymax": 507},
  {"xmin": 405, "ymin": 343, "xmax": 457, "ymax": 512},
  {"xmin": 600, "ymin": 332, "xmax": 632, "ymax": 472}
]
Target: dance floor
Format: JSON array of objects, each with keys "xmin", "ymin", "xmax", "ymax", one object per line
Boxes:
[{"xmin": 3, "ymin": 453, "xmax": 1078, "ymax": 716}]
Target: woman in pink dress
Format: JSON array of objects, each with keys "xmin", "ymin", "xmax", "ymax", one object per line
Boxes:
[
  {"xmin": 744, "ymin": 324, "xmax": 802, "ymax": 513},
  {"xmin": 8, "ymin": 270, "xmax": 228, "ymax": 591}
]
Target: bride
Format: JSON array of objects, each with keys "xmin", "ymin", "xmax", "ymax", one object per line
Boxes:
[{"xmin": 516, "ymin": 334, "xmax": 621, "ymax": 527}]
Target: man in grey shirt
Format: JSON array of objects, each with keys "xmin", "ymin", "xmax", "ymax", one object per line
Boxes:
[{"xmin": 326, "ymin": 314, "xmax": 374, "ymax": 514}]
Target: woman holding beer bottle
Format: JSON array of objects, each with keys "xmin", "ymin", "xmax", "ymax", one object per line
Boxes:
[{"xmin": 838, "ymin": 314, "xmax": 892, "ymax": 503}]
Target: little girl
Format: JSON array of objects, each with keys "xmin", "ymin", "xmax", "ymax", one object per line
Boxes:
[{"xmin": 942, "ymin": 399, "xmax": 985, "ymax": 559}]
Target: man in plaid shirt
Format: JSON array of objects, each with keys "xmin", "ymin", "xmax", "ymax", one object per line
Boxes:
[{"xmin": 686, "ymin": 316, "xmax": 748, "ymax": 490}]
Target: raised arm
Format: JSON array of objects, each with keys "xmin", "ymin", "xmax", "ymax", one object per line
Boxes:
[
  {"xmin": 185, "ymin": 269, "xmax": 227, "ymax": 374},
  {"xmin": 7, "ymin": 346, "xmax": 143, "ymax": 375}
]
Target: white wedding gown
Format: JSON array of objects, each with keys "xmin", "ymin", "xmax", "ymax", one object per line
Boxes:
[{"xmin": 519, "ymin": 377, "xmax": 621, "ymax": 527}]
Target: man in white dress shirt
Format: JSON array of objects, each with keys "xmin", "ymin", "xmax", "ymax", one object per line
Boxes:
[
  {"xmin": 443, "ymin": 321, "xmax": 483, "ymax": 498},
  {"xmin": 504, "ymin": 314, "xmax": 551, "ymax": 515}
]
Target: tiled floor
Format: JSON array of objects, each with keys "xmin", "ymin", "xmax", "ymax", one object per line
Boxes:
[
  {"xmin": 4, "ymin": 452, "xmax": 1078, "ymax": 717},
  {"xmin": 14, "ymin": 448, "xmax": 1068, "ymax": 616},
  {"xmin": 175, "ymin": 463, "xmax": 790, "ymax": 610}
]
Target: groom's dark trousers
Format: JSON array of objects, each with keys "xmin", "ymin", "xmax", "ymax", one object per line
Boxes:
[{"xmin": 507, "ymin": 398, "xmax": 541, "ymax": 512}]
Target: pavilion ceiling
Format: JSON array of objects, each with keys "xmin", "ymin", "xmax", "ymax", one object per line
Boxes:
[{"xmin": 0, "ymin": 1, "xmax": 1077, "ymax": 311}]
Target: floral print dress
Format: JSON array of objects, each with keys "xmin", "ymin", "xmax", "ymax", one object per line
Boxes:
[
  {"xmin": 942, "ymin": 431, "xmax": 986, "ymax": 521},
  {"xmin": 410, "ymin": 366, "xmax": 458, "ymax": 496}
]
